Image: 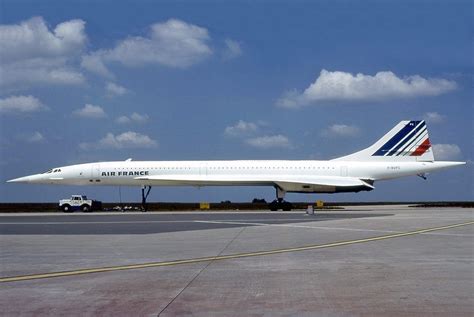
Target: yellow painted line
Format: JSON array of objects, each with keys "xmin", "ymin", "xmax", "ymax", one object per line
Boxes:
[{"xmin": 1, "ymin": 221, "xmax": 473, "ymax": 283}]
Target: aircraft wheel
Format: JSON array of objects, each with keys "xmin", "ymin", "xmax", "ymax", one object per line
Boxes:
[{"xmin": 268, "ymin": 200, "xmax": 279, "ymax": 211}]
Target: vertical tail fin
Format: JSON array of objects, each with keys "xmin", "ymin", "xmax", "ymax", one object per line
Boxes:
[{"xmin": 333, "ymin": 120, "xmax": 434, "ymax": 162}]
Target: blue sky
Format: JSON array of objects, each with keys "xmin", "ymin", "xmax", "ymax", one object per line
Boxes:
[{"xmin": 1, "ymin": 0, "xmax": 472, "ymax": 202}]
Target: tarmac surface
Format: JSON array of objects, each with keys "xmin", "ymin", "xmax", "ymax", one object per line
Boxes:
[{"xmin": 1, "ymin": 206, "xmax": 473, "ymax": 316}]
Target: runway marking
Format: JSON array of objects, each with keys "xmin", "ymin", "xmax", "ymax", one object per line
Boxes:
[
  {"xmin": 1, "ymin": 221, "xmax": 472, "ymax": 284},
  {"xmin": 362, "ymin": 217, "xmax": 474, "ymax": 220},
  {"xmin": 0, "ymin": 218, "xmax": 313, "ymax": 225},
  {"xmin": 195, "ymin": 220, "xmax": 403, "ymax": 233},
  {"xmin": 195, "ymin": 221, "xmax": 474, "ymax": 236},
  {"xmin": 422, "ymin": 233, "xmax": 474, "ymax": 237}
]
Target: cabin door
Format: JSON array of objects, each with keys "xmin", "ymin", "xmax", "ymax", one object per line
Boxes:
[
  {"xmin": 199, "ymin": 162, "xmax": 207, "ymax": 176},
  {"xmin": 340, "ymin": 166, "xmax": 348, "ymax": 177},
  {"xmin": 91, "ymin": 164, "xmax": 101, "ymax": 179}
]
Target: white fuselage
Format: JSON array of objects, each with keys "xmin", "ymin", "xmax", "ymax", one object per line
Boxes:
[
  {"xmin": 8, "ymin": 160, "xmax": 464, "ymax": 194},
  {"xmin": 8, "ymin": 120, "xmax": 466, "ymax": 197}
]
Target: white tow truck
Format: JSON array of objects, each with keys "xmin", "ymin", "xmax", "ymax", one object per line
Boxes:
[{"xmin": 59, "ymin": 195, "xmax": 102, "ymax": 212}]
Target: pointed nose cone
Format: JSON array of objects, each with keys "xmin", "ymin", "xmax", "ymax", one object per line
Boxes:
[{"xmin": 7, "ymin": 176, "xmax": 32, "ymax": 183}]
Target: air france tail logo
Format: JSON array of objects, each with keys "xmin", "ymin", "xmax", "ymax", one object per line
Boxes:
[{"xmin": 373, "ymin": 121, "xmax": 431, "ymax": 157}]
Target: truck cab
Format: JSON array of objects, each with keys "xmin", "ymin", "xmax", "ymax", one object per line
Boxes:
[{"xmin": 59, "ymin": 195, "xmax": 102, "ymax": 212}]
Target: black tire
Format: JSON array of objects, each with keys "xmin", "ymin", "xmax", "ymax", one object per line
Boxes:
[
  {"xmin": 282, "ymin": 202, "xmax": 293, "ymax": 211},
  {"xmin": 62, "ymin": 204, "xmax": 72, "ymax": 213},
  {"xmin": 81, "ymin": 204, "xmax": 91, "ymax": 212},
  {"xmin": 268, "ymin": 200, "xmax": 279, "ymax": 211}
]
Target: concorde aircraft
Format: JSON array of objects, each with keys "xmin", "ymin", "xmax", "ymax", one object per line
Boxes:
[{"xmin": 7, "ymin": 120, "xmax": 465, "ymax": 211}]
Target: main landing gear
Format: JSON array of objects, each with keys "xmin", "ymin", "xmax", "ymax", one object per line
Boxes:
[
  {"xmin": 268, "ymin": 187, "xmax": 293, "ymax": 211},
  {"xmin": 141, "ymin": 185, "xmax": 152, "ymax": 212}
]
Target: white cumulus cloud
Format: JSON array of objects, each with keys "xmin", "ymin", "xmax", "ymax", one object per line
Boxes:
[
  {"xmin": 116, "ymin": 112, "xmax": 149, "ymax": 124},
  {"xmin": 1, "ymin": 61, "xmax": 85, "ymax": 87},
  {"xmin": 245, "ymin": 135, "xmax": 291, "ymax": 149},
  {"xmin": 81, "ymin": 19, "xmax": 212, "ymax": 77},
  {"xmin": 432, "ymin": 144, "xmax": 462, "ymax": 160},
  {"xmin": 0, "ymin": 17, "xmax": 86, "ymax": 62},
  {"xmin": 25, "ymin": 131, "xmax": 45, "ymax": 143},
  {"xmin": 130, "ymin": 113, "xmax": 149, "ymax": 123},
  {"xmin": 80, "ymin": 51, "xmax": 114, "ymax": 78},
  {"xmin": 276, "ymin": 70, "xmax": 457, "ymax": 108},
  {"xmin": 106, "ymin": 82, "xmax": 129, "ymax": 96},
  {"xmin": 224, "ymin": 120, "xmax": 259, "ymax": 136},
  {"xmin": 73, "ymin": 104, "xmax": 106, "ymax": 118},
  {"xmin": 423, "ymin": 112, "xmax": 445, "ymax": 124},
  {"xmin": 223, "ymin": 39, "xmax": 242, "ymax": 60},
  {"xmin": 80, "ymin": 131, "xmax": 158, "ymax": 150},
  {"xmin": 321, "ymin": 124, "xmax": 360, "ymax": 137},
  {"xmin": 0, "ymin": 95, "xmax": 47, "ymax": 113},
  {"xmin": 116, "ymin": 116, "xmax": 131, "ymax": 124},
  {"xmin": 0, "ymin": 17, "xmax": 87, "ymax": 88}
]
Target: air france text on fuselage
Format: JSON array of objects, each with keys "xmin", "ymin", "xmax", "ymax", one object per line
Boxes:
[{"xmin": 101, "ymin": 171, "xmax": 149, "ymax": 177}]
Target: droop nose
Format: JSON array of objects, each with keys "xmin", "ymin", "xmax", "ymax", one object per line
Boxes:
[{"xmin": 7, "ymin": 176, "xmax": 32, "ymax": 183}]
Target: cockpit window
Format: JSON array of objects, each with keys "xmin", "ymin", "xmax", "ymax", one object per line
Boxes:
[{"xmin": 44, "ymin": 168, "xmax": 62, "ymax": 174}]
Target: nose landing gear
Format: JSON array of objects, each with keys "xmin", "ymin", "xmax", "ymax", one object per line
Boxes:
[{"xmin": 141, "ymin": 185, "xmax": 152, "ymax": 212}]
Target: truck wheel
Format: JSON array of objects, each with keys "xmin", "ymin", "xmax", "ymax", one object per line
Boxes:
[
  {"xmin": 282, "ymin": 202, "xmax": 293, "ymax": 211},
  {"xmin": 81, "ymin": 204, "xmax": 91, "ymax": 212},
  {"xmin": 62, "ymin": 204, "xmax": 72, "ymax": 213}
]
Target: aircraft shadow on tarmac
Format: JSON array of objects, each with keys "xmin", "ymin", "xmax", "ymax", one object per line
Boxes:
[{"xmin": 0, "ymin": 213, "xmax": 391, "ymax": 235}]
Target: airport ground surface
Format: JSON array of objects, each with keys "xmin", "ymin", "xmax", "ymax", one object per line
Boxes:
[{"xmin": 1, "ymin": 206, "xmax": 473, "ymax": 316}]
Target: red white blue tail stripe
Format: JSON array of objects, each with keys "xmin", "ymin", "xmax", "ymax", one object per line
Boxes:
[{"xmin": 372, "ymin": 120, "xmax": 431, "ymax": 157}]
